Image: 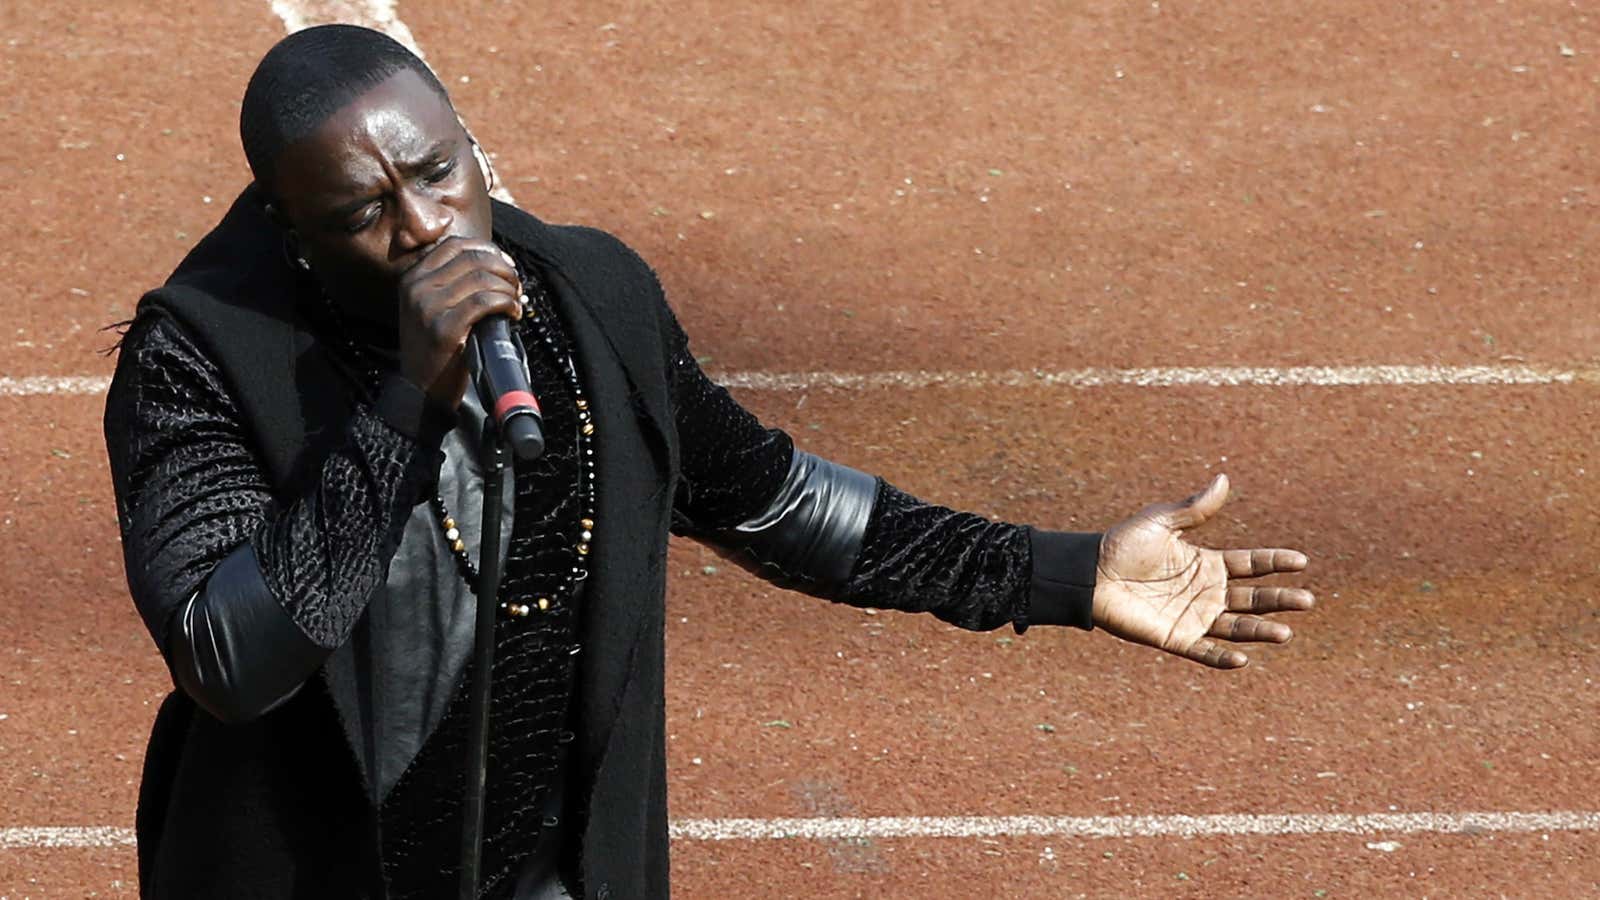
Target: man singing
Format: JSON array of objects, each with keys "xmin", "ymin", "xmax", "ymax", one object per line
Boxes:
[{"xmin": 104, "ymin": 24, "xmax": 1314, "ymax": 899}]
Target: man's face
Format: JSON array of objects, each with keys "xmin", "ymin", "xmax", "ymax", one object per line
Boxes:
[{"xmin": 269, "ymin": 67, "xmax": 493, "ymax": 327}]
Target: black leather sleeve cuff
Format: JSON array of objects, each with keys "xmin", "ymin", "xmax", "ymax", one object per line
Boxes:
[
  {"xmin": 373, "ymin": 374, "xmax": 455, "ymax": 450},
  {"xmin": 166, "ymin": 542, "xmax": 327, "ymax": 723},
  {"xmin": 1021, "ymin": 528, "xmax": 1100, "ymax": 632},
  {"xmin": 713, "ymin": 450, "xmax": 878, "ymax": 597}
]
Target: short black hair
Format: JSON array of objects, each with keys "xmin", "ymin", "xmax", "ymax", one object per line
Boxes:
[{"xmin": 240, "ymin": 24, "xmax": 451, "ymax": 193}]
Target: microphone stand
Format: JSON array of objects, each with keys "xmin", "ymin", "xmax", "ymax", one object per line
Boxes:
[{"xmin": 459, "ymin": 417, "xmax": 508, "ymax": 900}]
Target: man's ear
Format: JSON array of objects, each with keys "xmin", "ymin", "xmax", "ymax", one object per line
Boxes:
[{"xmin": 264, "ymin": 202, "xmax": 313, "ymax": 272}]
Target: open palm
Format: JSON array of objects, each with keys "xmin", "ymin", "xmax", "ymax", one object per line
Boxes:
[{"xmin": 1092, "ymin": 474, "xmax": 1314, "ymax": 669}]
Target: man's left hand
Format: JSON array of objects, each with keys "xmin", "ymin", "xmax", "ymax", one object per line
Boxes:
[{"xmin": 1091, "ymin": 474, "xmax": 1314, "ymax": 669}]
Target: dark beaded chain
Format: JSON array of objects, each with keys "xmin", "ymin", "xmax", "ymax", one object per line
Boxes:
[
  {"xmin": 429, "ymin": 496, "xmax": 477, "ymax": 585},
  {"xmin": 310, "ymin": 249, "xmax": 597, "ymax": 619},
  {"xmin": 495, "ymin": 263, "xmax": 598, "ymax": 619}
]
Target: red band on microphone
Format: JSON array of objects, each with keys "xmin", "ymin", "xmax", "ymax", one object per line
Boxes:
[{"xmin": 493, "ymin": 390, "xmax": 541, "ymax": 421}]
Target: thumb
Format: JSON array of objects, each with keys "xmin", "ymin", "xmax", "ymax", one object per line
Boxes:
[{"xmin": 1157, "ymin": 473, "xmax": 1230, "ymax": 531}]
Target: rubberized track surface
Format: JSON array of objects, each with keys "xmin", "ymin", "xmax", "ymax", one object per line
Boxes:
[{"xmin": 1, "ymin": 1, "xmax": 1597, "ymax": 896}]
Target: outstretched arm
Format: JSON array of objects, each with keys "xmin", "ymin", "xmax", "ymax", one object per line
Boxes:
[
  {"xmin": 665, "ymin": 318, "xmax": 1090, "ymax": 633},
  {"xmin": 663, "ymin": 312, "xmax": 1311, "ymax": 661}
]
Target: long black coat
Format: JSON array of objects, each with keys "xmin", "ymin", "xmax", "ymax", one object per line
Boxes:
[{"xmin": 109, "ymin": 188, "xmax": 683, "ymax": 899}]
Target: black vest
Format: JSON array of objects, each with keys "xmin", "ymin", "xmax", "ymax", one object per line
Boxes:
[{"xmin": 115, "ymin": 187, "xmax": 683, "ymax": 899}]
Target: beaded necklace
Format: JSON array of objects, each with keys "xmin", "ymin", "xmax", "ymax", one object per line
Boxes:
[{"xmin": 312, "ymin": 250, "xmax": 597, "ymax": 621}]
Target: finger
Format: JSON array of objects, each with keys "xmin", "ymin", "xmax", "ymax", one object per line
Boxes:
[
  {"xmin": 405, "ymin": 237, "xmax": 521, "ymax": 292},
  {"xmin": 402, "ymin": 234, "xmax": 475, "ymax": 280},
  {"xmin": 1208, "ymin": 613, "xmax": 1293, "ymax": 643},
  {"xmin": 1226, "ymin": 585, "xmax": 1315, "ymax": 613},
  {"xmin": 1157, "ymin": 473, "xmax": 1229, "ymax": 530},
  {"xmin": 440, "ymin": 289, "xmax": 525, "ymax": 340},
  {"xmin": 1182, "ymin": 637, "xmax": 1248, "ymax": 670},
  {"xmin": 439, "ymin": 267, "xmax": 522, "ymax": 310},
  {"xmin": 436, "ymin": 245, "xmax": 522, "ymax": 294},
  {"xmin": 414, "ymin": 273, "xmax": 522, "ymax": 331},
  {"xmin": 1221, "ymin": 548, "xmax": 1309, "ymax": 578}
]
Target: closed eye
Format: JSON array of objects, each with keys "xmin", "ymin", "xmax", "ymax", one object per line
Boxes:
[
  {"xmin": 345, "ymin": 202, "xmax": 382, "ymax": 233},
  {"xmin": 424, "ymin": 157, "xmax": 458, "ymax": 185}
]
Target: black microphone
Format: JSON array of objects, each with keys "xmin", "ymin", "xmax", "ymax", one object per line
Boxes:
[{"xmin": 467, "ymin": 315, "xmax": 546, "ymax": 461}]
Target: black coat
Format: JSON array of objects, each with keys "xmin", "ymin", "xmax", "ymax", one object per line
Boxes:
[{"xmin": 111, "ymin": 188, "xmax": 683, "ymax": 899}]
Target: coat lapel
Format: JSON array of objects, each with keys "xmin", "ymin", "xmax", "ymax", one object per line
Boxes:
[
  {"xmin": 146, "ymin": 187, "xmax": 383, "ymax": 798},
  {"xmin": 492, "ymin": 201, "xmax": 679, "ymax": 765},
  {"xmin": 491, "ymin": 202, "xmax": 676, "ymax": 468}
]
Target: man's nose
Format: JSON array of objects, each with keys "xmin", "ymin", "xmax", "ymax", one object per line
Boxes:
[{"xmin": 393, "ymin": 189, "xmax": 452, "ymax": 252}]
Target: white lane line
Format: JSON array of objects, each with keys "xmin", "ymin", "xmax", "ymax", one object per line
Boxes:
[
  {"xmin": 1, "ymin": 376, "xmax": 113, "ymax": 396},
  {"xmin": 712, "ymin": 364, "xmax": 1589, "ymax": 391},
  {"xmin": 8, "ymin": 811, "xmax": 1600, "ymax": 849},
  {"xmin": 267, "ymin": 0, "xmax": 421, "ymax": 54},
  {"xmin": 1, "ymin": 827, "xmax": 134, "ymax": 849},
  {"xmin": 5, "ymin": 365, "xmax": 1590, "ymax": 399},
  {"xmin": 669, "ymin": 811, "xmax": 1600, "ymax": 841}
]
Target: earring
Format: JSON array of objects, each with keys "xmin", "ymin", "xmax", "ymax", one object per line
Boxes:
[
  {"xmin": 281, "ymin": 232, "xmax": 313, "ymax": 274},
  {"xmin": 458, "ymin": 115, "xmax": 499, "ymax": 193},
  {"xmin": 471, "ymin": 140, "xmax": 498, "ymax": 192}
]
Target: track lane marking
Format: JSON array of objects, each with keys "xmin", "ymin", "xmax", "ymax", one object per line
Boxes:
[
  {"xmin": 1, "ymin": 376, "xmax": 113, "ymax": 396},
  {"xmin": 266, "ymin": 0, "xmax": 420, "ymax": 53},
  {"xmin": 668, "ymin": 811, "xmax": 1600, "ymax": 841},
  {"xmin": 8, "ymin": 811, "xmax": 1600, "ymax": 849},
  {"xmin": 712, "ymin": 364, "xmax": 1589, "ymax": 390},
  {"xmin": 6, "ymin": 365, "xmax": 1593, "ymax": 398}
]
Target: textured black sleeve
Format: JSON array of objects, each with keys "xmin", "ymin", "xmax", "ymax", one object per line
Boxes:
[
  {"xmin": 836, "ymin": 485, "xmax": 1099, "ymax": 633},
  {"xmin": 660, "ymin": 313, "xmax": 1098, "ymax": 632},
  {"xmin": 105, "ymin": 314, "xmax": 450, "ymax": 701},
  {"xmin": 665, "ymin": 319, "xmax": 795, "ymax": 531},
  {"xmin": 248, "ymin": 371, "xmax": 451, "ymax": 648}
]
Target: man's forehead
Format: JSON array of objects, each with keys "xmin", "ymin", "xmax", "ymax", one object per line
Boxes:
[{"xmin": 279, "ymin": 69, "xmax": 459, "ymax": 194}]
